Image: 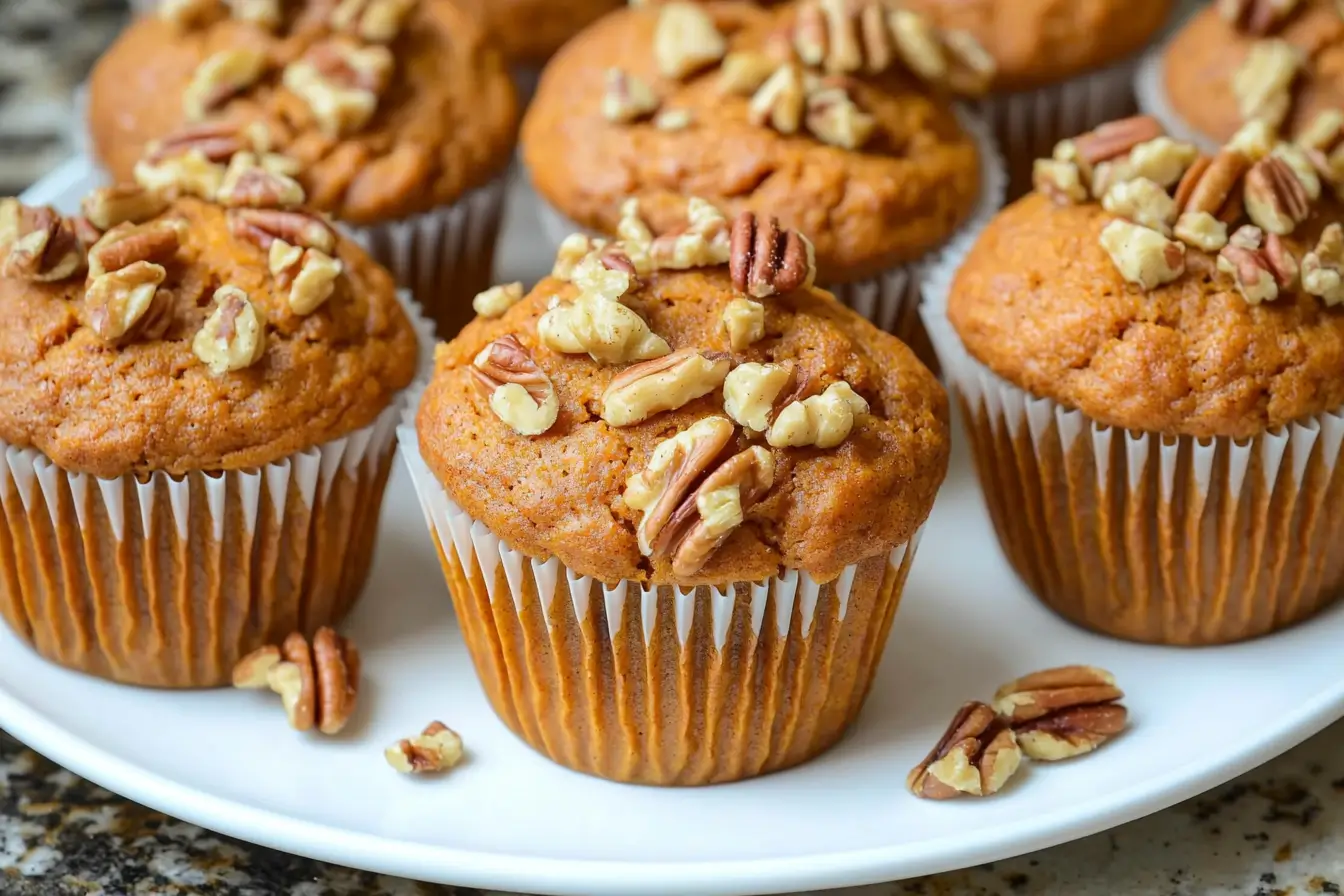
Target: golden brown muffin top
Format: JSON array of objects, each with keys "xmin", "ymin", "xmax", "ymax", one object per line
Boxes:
[
  {"xmin": 521, "ymin": 1, "xmax": 989, "ymax": 283},
  {"xmin": 899, "ymin": 0, "xmax": 1174, "ymax": 92},
  {"xmin": 951, "ymin": 116, "xmax": 1344, "ymax": 439},
  {"xmin": 417, "ymin": 199, "xmax": 949, "ymax": 585},
  {"xmin": 89, "ymin": 0, "xmax": 519, "ymax": 225},
  {"xmin": 1162, "ymin": 0, "xmax": 1343, "ymax": 144},
  {"xmin": 0, "ymin": 191, "xmax": 418, "ymax": 478}
]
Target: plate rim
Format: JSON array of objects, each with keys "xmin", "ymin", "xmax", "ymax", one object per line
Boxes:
[{"xmin": 10, "ymin": 157, "xmax": 1344, "ymax": 896}]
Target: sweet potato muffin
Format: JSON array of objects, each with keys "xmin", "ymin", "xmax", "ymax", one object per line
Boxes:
[
  {"xmin": 88, "ymin": 0, "xmax": 519, "ymax": 335},
  {"xmin": 0, "ymin": 183, "xmax": 419, "ymax": 686},
  {"xmin": 404, "ymin": 196, "xmax": 949, "ymax": 784},
  {"xmin": 925, "ymin": 113, "xmax": 1344, "ymax": 645}
]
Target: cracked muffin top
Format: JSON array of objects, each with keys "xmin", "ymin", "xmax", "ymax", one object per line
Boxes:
[
  {"xmin": 949, "ymin": 116, "xmax": 1344, "ymax": 439},
  {"xmin": 521, "ymin": 0, "xmax": 987, "ymax": 284},
  {"xmin": 897, "ymin": 0, "xmax": 1174, "ymax": 93},
  {"xmin": 88, "ymin": 0, "xmax": 518, "ymax": 225},
  {"xmin": 1162, "ymin": 0, "xmax": 1344, "ymax": 146},
  {"xmin": 0, "ymin": 190, "xmax": 418, "ymax": 478},
  {"xmin": 416, "ymin": 198, "xmax": 949, "ymax": 585}
]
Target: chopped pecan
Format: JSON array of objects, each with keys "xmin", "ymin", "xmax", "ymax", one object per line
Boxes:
[
  {"xmin": 183, "ymin": 49, "xmax": 268, "ymax": 122},
  {"xmin": 1173, "ymin": 150, "xmax": 1250, "ymax": 221},
  {"xmin": 719, "ymin": 50, "xmax": 776, "ymax": 95},
  {"xmin": 143, "ymin": 121, "xmax": 250, "ymax": 166},
  {"xmin": 654, "ymin": 1, "xmax": 727, "ymax": 80},
  {"xmin": 229, "ymin": 208, "xmax": 336, "ymax": 253},
  {"xmin": 1218, "ymin": 0, "xmax": 1304, "ymax": 34},
  {"xmin": 86, "ymin": 261, "xmax": 172, "ymax": 345},
  {"xmin": 907, "ymin": 702, "xmax": 1022, "ymax": 799},
  {"xmin": 1033, "ymin": 159, "xmax": 1088, "ymax": 205},
  {"xmin": 1218, "ymin": 225, "xmax": 1297, "ymax": 303},
  {"xmin": 623, "ymin": 416, "xmax": 736, "ymax": 556},
  {"xmin": 994, "ymin": 666, "xmax": 1128, "ymax": 761},
  {"xmin": 1099, "ymin": 219, "xmax": 1186, "ymax": 290},
  {"xmin": 1127, "ymin": 137, "xmax": 1201, "ymax": 189},
  {"xmin": 722, "ymin": 361, "xmax": 792, "ymax": 433},
  {"xmin": 600, "ymin": 348, "xmax": 731, "ymax": 427},
  {"xmin": 648, "ymin": 197, "xmax": 732, "ymax": 270},
  {"xmin": 720, "ymin": 296, "xmax": 765, "ymax": 350},
  {"xmin": 1297, "ymin": 110, "xmax": 1344, "ymax": 192},
  {"xmin": 269, "ymin": 241, "xmax": 343, "ymax": 315},
  {"xmin": 193, "ymin": 285, "xmax": 268, "ymax": 375},
  {"xmin": 231, "ymin": 644, "xmax": 281, "ymax": 688},
  {"xmin": 1303, "ymin": 223, "xmax": 1344, "ymax": 306},
  {"xmin": 748, "ymin": 64, "xmax": 806, "ymax": 135},
  {"xmin": 385, "ymin": 722, "xmax": 465, "ymax": 775},
  {"xmin": 235, "ymin": 628, "xmax": 360, "ymax": 735},
  {"xmin": 225, "ymin": 0, "xmax": 283, "ymax": 29},
  {"xmin": 472, "ymin": 282, "xmax": 524, "ymax": 318},
  {"xmin": 1173, "ymin": 211, "xmax": 1231, "ymax": 253},
  {"xmin": 283, "ymin": 39, "xmax": 394, "ymax": 137},
  {"xmin": 602, "ymin": 68, "xmax": 659, "ymax": 124},
  {"xmin": 81, "ymin": 185, "xmax": 170, "ymax": 232},
  {"xmin": 0, "ymin": 200, "xmax": 86, "ymax": 283},
  {"xmin": 767, "ymin": 380, "xmax": 868, "ymax": 449},
  {"xmin": 1244, "ymin": 155, "xmax": 1312, "ymax": 234},
  {"xmin": 1068, "ymin": 116, "xmax": 1165, "ymax": 169},
  {"xmin": 1232, "ymin": 39, "xmax": 1302, "ymax": 130},
  {"xmin": 1101, "ymin": 177, "xmax": 1178, "ymax": 236},
  {"xmin": 471, "ymin": 335, "xmax": 559, "ymax": 436},
  {"xmin": 1227, "ymin": 119, "xmax": 1278, "ymax": 162},
  {"xmin": 729, "ymin": 212, "xmax": 816, "ymax": 298},
  {"xmin": 661, "ymin": 446, "xmax": 774, "ymax": 576},
  {"xmin": 331, "ymin": 0, "xmax": 417, "ymax": 43},
  {"xmin": 135, "ymin": 150, "xmax": 228, "ymax": 201},
  {"xmin": 805, "ymin": 86, "xmax": 876, "ymax": 149},
  {"xmin": 87, "ymin": 219, "xmax": 184, "ymax": 279},
  {"xmin": 217, "ymin": 152, "xmax": 306, "ymax": 208}
]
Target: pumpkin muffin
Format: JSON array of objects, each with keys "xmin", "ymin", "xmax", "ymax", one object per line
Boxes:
[
  {"xmin": 403, "ymin": 196, "xmax": 950, "ymax": 785},
  {"xmin": 898, "ymin": 0, "xmax": 1177, "ymax": 195},
  {"xmin": 1138, "ymin": 0, "xmax": 1344, "ymax": 149},
  {"xmin": 88, "ymin": 0, "xmax": 519, "ymax": 337},
  {"xmin": 521, "ymin": 0, "xmax": 1002, "ymax": 355},
  {"xmin": 922, "ymin": 113, "xmax": 1344, "ymax": 645},
  {"xmin": 0, "ymin": 181, "xmax": 422, "ymax": 687}
]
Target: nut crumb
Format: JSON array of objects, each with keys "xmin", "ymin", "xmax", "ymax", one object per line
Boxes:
[
  {"xmin": 385, "ymin": 722, "xmax": 464, "ymax": 774},
  {"xmin": 473, "ymin": 282, "xmax": 525, "ymax": 318}
]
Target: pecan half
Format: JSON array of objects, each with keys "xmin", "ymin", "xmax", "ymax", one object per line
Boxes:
[
  {"xmin": 661, "ymin": 446, "xmax": 774, "ymax": 577},
  {"xmin": 183, "ymin": 48, "xmax": 268, "ymax": 122},
  {"xmin": 1173, "ymin": 150, "xmax": 1250, "ymax": 221},
  {"xmin": 217, "ymin": 153, "xmax": 306, "ymax": 208},
  {"xmin": 1244, "ymin": 155, "xmax": 1313, "ymax": 234},
  {"xmin": 385, "ymin": 722, "xmax": 465, "ymax": 775},
  {"xmin": 81, "ymin": 185, "xmax": 170, "ymax": 232},
  {"xmin": 283, "ymin": 39, "xmax": 394, "ymax": 137},
  {"xmin": 193, "ymin": 285, "xmax": 268, "ymax": 375},
  {"xmin": 1069, "ymin": 116, "xmax": 1165, "ymax": 168},
  {"xmin": 602, "ymin": 68, "xmax": 659, "ymax": 124},
  {"xmin": 1303, "ymin": 222, "xmax": 1344, "ymax": 306},
  {"xmin": 601, "ymin": 348, "xmax": 731, "ymax": 427},
  {"xmin": 1099, "ymin": 219, "xmax": 1186, "ymax": 290},
  {"xmin": 229, "ymin": 208, "xmax": 335, "ymax": 253},
  {"xmin": 993, "ymin": 666, "xmax": 1128, "ymax": 761},
  {"xmin": 1219, "ymin": 0, "xmax": 1304, "ymax": 34},
  {"xmin": 654, "ymin": 1, "xmax": 727, "ymax": 80},
  {"xmin": 0, "ymin": 200, "xmax": 86, "ymax": 283},
  {"xmin": 331, "ymin": 0, "xmax": 417, "ymax": 43},
  {"xmin": 729, "ymin": 212, "xmax": 816, "ymax": 298},
  {"xmin": 472, "ymin": 335, "xmax": 559, "ymax": 436},
  {"xmin": 767, "ymin": 380, "xmax": 869, "ymax": 449},
  {"xmin": 143, "ymin": 121, "xmax": 250, "ymax": 166},
  {"xmin": 1232, "ymin": 39, "xmax": 1302, "ymax": 130},
  {"xmin": 908, "ymin": 702, "xmax": 1022, "ymax": 799},
  {"xmin": 234, "ymin": 628, "xmax": 360, "ymax": 735},
  {"xmin": 623, "ymin": 416, "xmax": 735, "ymax": 556},
  {"xmin": 87, "ymin": 219, "xmax": 184, "ymax": 279}
]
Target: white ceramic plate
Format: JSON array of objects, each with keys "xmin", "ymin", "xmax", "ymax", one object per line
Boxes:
[{"xmin": 5, "ymin": 158, "xmax": 1344, "ymax": 896}]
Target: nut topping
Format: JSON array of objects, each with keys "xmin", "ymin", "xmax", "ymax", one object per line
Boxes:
[
  {"xmin": 225, "ymin": 0, "xmax": 283, "ymax": 29},
  {"xmin": 472, "ymin": 335, "xmax": 559, "ymax": 436},
  {"xmin": 87, "ymin": 219, "xmax": 184, "ymax": 279},
  {"xmin": 647, "ymin": 197, "xmax": 732, "ymax": 270},
  {"xmin": 539, "ymin": 291, "xmax": 671, "ymax": 364},
  {"xmin": 385, "ymin": 722, "xmax": 465, "ymax": 775},
  {"xmin": 602, "ymin": 68, "xmax": 659, "ymax": 124},
  {"xmin": 993, "ymin": 666, "xmax": 1128, "ymax": 761},
  {"xmin": 1303, "ymin": 223, "xmax": 1344, "ymax": 306},
  {"xmin": 661, "ymin": 446, "xmax": 774, "ymax": 576},
  {"xmin": 183, "ymin": 49, "xmax": 268, "ymax": 122},
  {"xmin": 804, "ymin": 86, "xmax": 876, "ymax": 150},
  {"xmin": 1033, "ymin": 159, "xmax": 1088, "ymax": 205},
  {"xmin": 1068, "ymin": 116, "xmax": 1165, "ymax": 169},
  {"xmin": 1127, "ymin": 137, "xmax": 1201, "ymax": 190},
  {"xmin": 767, "ymin": 380, "xmax": 868, "ymax": 449},
  {"xmin": 729, "ymin": 211, "xmax": 816, "ymax": 298},
  {"xmin": 1244, "ymin": 155, "xmax": 1312, "ymax": 234},
  {"xmin": 269, "ymin": 242, "xmax": 343, "ymax": 315},
  {"xmin": 229, "ymin": 208, "xmax": 336, "ymax": 254},
  {"xmin": 217, "ymin": 152, "xmax": 307, "ymax": 208},
  {"xmin": 748, "ymin": 64, "xmax": 806, "ymax": 135},
  {"xmin": 623, "ymin": 416, "xmax": 735, "ymax": 556},
  {"xmin": 654, "ymin": 108, "xmax": 694, "ymax": 132},
  {"xmin": 551, "ymin": 234, "xmax": 606, "ymax": 281},
  {"xmin": 600, "ymin": 348, "xmax": 731, "ymax": 427},
  {"xmin": 1173, "ymin": 150, "xmax": 1250, "ymax": 221},
  {"xmin": 86, "ymin": 262, "xmax": 171, "ymax": 345},
  {"xmin": 719, "ymin": 50, "xmax": 776, "ymax": 95},
  {"xmin": 0, "ymin": 200, "xmax": 86, "ymax": 283},
  {"xmin": 720, "ymin": 296, "xmax": 765, "ymax": 350},
  {"xmin": 193, "ymin": 285, "xmax": 268, "ymax": 375},
  {"xmin": 1232, "ymin": 39, "xmax": 1302, "ymax": 130},
  {"xmin": 81, "ymin": 185, "xmax": 170, "ymax": 232},
  {"xmin": 1099, "ymin": 219, "xmax": 1186, "ymax": 290},
  {"xmin": 722, "ymin": 361, "xmax": 793, "ymax": 433},
  {"xmin": 1218, "ymin": 0, "xmax": 1303, "ymax": 34},
  {"xmin": 134, "ymin": 150, "xmax": 227, "ymax": 201},
  {"xmin": 654, "ymin": 2, "xmax": 727, "ymax": 80},
  {"xmin": 1218, "ymin": 225, "xmax": 1299, "ymax": 303},
  {"xmin": 1101, "ymin": 177, "xmax": 1178, "ymax": 236},
  {"xmin": 1297, "ymin": 110, "xmax": 1344, "ymax": 193},
  {"xmin": 283, "ymin": 39, "xmax": 394, "ymax": 137},
  {"xmin": 331, "ymin": 0, "xmax": 417, "ymax": 43},
  {"xmin": 473, "ymin": 282, "xmax": 524, "ymax": 318},
  {"xmin": 1173, "ymin": 211, "xmax": 1230, "ymax": 253},
  {"xmin": 907, "ymin": 702, "xmax": 1022, "ymax": 799},
  {"xmin": 233, "ymin": 628, "xmax": 360, "ymax": 735}
]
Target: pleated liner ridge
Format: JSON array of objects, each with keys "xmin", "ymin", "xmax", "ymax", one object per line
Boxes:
[
  {"xmin": 400, "ymin": 431, "xmax": 921, "ymax": 786},
  {"xmin": 920, "ymin": 305, "xmax": 1344, "ymax": 646}
]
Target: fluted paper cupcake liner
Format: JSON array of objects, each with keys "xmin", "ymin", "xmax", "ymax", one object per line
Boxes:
[
  {"xmin": 921, "ymin": 260, "xmax": 1344, "ymax": 645},
  {"xmin": 532, "ymin": 106, "xmax": 1005, "ymax": 363},
  {"xmin": 0, "ymin": 294, "xmax": 434, "ymax": 687},
  {"xmin": 398, "ymin": 415, "xmax": 921, "ymax": 785}
]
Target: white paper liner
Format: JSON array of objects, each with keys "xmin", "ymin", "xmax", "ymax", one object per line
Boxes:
[
  {"xmin": 532, "ymin": 105, "xmax": 1006, "ymax": 342},
  {"xmin": 920, "ymin": 239, "xmax": 1344, "ymax": 644}
]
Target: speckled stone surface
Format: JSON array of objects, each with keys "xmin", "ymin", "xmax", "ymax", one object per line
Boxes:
[{"xmin": 3, "ymin": 722, "xmax": 1343, "ymax": 895}]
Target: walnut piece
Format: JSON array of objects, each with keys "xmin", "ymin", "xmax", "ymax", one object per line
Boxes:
[
  {"xmin": 81, "ymin": 185, "xmax": 170, "ymax": 232},
  {"xmin": 648, "ymin": 197, "xmax": 732, "ymax": 270},
  {"xmin": 193, "ymin": 285, "xmax": 268, "ymax": 375},
  {"xmin": 767, "ymin": 381, "xmax": 868, "ymax": 449},
  {"xmin": 551, "ymin": 234, "xmax": 606, "ymax": 281},
  {"xmin": 539, "ymin": 294, "xmax": 670, "ymax": 364},
  {"xmin": 908, "ymin": 702, "xmax": 1022, "ymax": 799},
  {"xmin": 1099, "ymin": 219, "xmax": 1186, "ymax": 290},
  {"xmin": 804, "ymin": 86, "xmax": 876, "ymax": 150},
  {"xmin": 473, "ymin": 282, "xmax": 524, "ymax": 318},
  {"xmin": 602, "ymin": 68, "xmax": 659, "ymax": 123},
  {"xmin": 654, "ymin": 2, "xmax": 727, "ymax": 80},
  {"xmin": 600, "ymin": 348, "xmax": 731, "ymax": 427},
  {"xmin": 472, "ymin": 335, "xmax": 559, "ymax": 436},
  {"xmin": 1244, "ymin": 155, "xmax": 1312, "ymax": 234},
  {"xmin": 722, "ymin": 361, "xmax": 792, "ymax": 433},
  {"xmin": 269, "ymin": 241, "xmax": 343, "ymax": 315},
  {"xmin": 1232, "ymin": 39, "xmax": 1302, "ymax": 130},
  {"xmin": 623, "ymin": 416, "xmax": 735, "ymax": 555},
  {"xmin": 283, "ymin": 39, "xmax": 394, "ymax": 138},
  {"xmin": 1303, "ymin": 223, "xmax": 1344, "ymax": 306},
  {"xmin": 229, "ymin": 208, "xmax": 336, "ymax": 254},
  {"xmin": 86, "ymin": 261, "xmax": 171, "ymax": 346},
  {"xmin": 0, "ymin": 200, "xmax": 86, "ymax": 283},
  {"xmin": 331, "ymin": 0, "xmax": 417, "ymax": 43},
  {"xmin": 183, "ymin": 49, "xmax": 268, "ymax": 122},
  {"xmin": 233, "ymin": 628, "xmax": 360, "ymax": 735},
  {"xmin": 386, "ymin": 722, "xmax": 465, "ymax": 775},
  {"xmin": 729, "ymin": 211, "xmax": 815, "ymax": 298},
  {"xmin": 719, "ymin": 50, "xmax": 776, "ymax": 95},
  {"xmin": 217, "ymin": 152, "xmax": 307, "ymax": 208},
  {"xmin": 720, "ymin": 297, "xmax": 765, "ymax": 350},
  {"xmin": 994, "ymin": 666, "xmax": 1128, "ymax": 761}
]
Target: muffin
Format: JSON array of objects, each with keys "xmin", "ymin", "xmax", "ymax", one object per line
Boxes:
[
  {"xmin": 0, "ymin": 181, "xmax": 423, "ymax": 686},
  {"xmin": 88, "ymin": 0, "xmax": 519, "ymax": 337},
  {"xmin": 403, "ymin": 197, "xmax": 950, "ymax": 785},
  {"xmin": 1137, "ymin": 0, "xmax": 1344, "ymax": 150},
  {"xmin": 898, "ymin": 0, "xmax": 1177, "ymax": 196},
  {"xmin": 521, "ymin": 0, "xmax": 1003, "ymax": 354},
  {"xmin": 923, "ymin": 114, "xmax": 1344, "ymax": 645}
]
